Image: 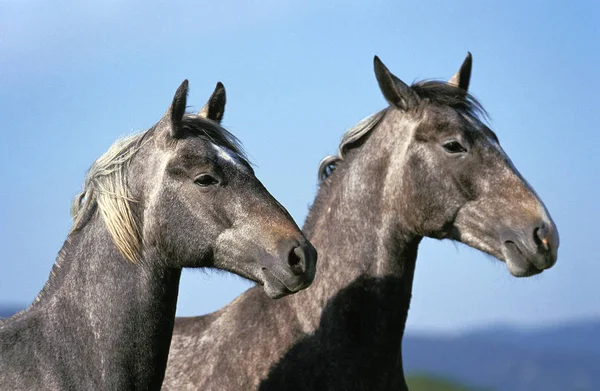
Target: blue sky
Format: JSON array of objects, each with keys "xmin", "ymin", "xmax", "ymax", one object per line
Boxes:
[{"xmin": 1, "ymin": 0, "xmax": 598, "ymax": 333}]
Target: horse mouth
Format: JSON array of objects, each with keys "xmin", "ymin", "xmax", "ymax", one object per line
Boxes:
[
  {"xmin": 260, "ymin": 268, "xmax": 295, "ymax": 299},
  {"xmin": 502, "ymin": 241, "xmax": 544, "ymax": 277}
]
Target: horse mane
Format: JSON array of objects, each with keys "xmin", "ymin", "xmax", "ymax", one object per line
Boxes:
[
  {"xmin": 317, "ymin": 80, "xmax": 487, "ymax": 183},
  {"xmin": 317, "ymin": 110, "xmax": 387, "ymax": 183},
  {"xmin": 411, "ymin": 80, "xmax": 487, "ymax": 120},
  {"xmin": 70, "ymin": 114, "xmax": 247, "ymax": 263}
]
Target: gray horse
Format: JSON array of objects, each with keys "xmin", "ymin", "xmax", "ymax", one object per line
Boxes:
[
  {"xmin": 164, "ymin": 54, "xmax": 558, "ymax": 391},
  {"xmin": 0, "ymin": 81, "xmax": 316, "ymax": 390}
]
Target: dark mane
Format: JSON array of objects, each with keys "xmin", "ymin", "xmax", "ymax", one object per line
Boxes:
[
  {"xmin": 317, "ymin": 80, "xmax": 487, "ymax": 183},
  {"xmin": 180, "ymin": 114, "xmax": 248, "ymax": 162},
  {"xmin": 411, "ymin": 80, "xmax": 487, "ymax": 120}
]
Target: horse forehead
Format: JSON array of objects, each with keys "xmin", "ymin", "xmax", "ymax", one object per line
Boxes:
[
  {"xmin": 168, "ymin": 137, "xmax": 249, "ymax": 173},
  {"xmin": 184, "ymin": 142, "xmax": 248, "ymax": 172},
  {"xmin": 460, "ymin": 114, "xmax": 501, "ymax": 148},
  {"xmin": 169, "ymin": 138, "xmax": 209, "ymax": 160},
  {"xmin": 411, "ymin": 107, "xmax": 463, "ymax": 139},
  {"xmin": 437, "ymin": 110, "xmax": 492, "ymax": 141},
  {"xmin": 211, "ymin": 144, "xmax": 244, "ymax": 168}
]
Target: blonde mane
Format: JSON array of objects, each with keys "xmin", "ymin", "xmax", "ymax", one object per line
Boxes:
[{"xmin": 70, "ymin": 131, "xmax": 150, "ymax": 263}]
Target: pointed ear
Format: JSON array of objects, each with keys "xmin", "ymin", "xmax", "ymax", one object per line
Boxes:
[
  {"xmin": 198, "ymin": 82, "xmax": 226, "ymax": 123},
  {"xmin": 168, "ymin": 79, "xmax": 189, "ymax": 138},
  {"xmin": 373, "ymin": 56, "xmax": 418, "ymax": 111},
  {"xmin": 448, "ymin": 52, "xmax": 472, "ymax": 92}
]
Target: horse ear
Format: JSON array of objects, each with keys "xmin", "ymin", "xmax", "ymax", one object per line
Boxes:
[
  {"xmin": 198, "ymin": 82, "xmax": 226, "ymax": 124},
  {"xmin": 448, "ymin": 52, "xmax": 472, "ymax": 92},
  {"xmin": 169, "ymin": 80, "xmax": 189, "ymax": 138},
  {"xmin": 373, "ymin": 56, "xmax": 418, "ymax": 111}
]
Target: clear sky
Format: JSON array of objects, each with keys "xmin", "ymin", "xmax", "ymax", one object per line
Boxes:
[{"xmin": 1, "ymin": 0, "xmax": 598, "ymax": 333}]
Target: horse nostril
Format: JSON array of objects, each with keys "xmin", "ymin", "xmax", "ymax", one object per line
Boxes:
[
  {"xmin": 288, "ymin": 246, "xmax": 306, "ymax": 275},
  {"xmin": 533, "ymin": 222, "xmax": 550, "ymax": 251},
  {"xmin": 288, "ymin": 249, "xmax": 301, "ymax": 267}
]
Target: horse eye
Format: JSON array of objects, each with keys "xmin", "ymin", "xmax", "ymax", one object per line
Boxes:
[
  {"xmin": 195, "ymin": 174, "xmax": 219, "ymax": 187},
  {"xmin": 442, "ymin": 140, "xmax": 467, "ymax": 154}
]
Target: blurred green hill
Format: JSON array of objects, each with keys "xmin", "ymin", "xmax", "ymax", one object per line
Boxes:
[{"xmin": 407, "ymin": 374, "xmax": 488, "ymax": 391}]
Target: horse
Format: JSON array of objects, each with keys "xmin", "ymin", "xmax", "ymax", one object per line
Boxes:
[
  {"xmin": 0, "ymin": 80, "xmax": 317, "ymax": 391},
  {"xmin": 163, "ymin": 53, "xmax": 559, "ymax": 391}
]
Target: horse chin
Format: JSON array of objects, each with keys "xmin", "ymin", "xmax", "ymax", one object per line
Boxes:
[
  {"xmin": 260, "ymin": 269, "xmax": 294, "ymax": 299},
  {"xmin": 502, "ymin": 241, "xmax": 544, "ymax": 278}
]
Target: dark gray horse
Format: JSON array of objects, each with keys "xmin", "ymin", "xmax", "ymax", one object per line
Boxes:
[
  {"xmin": 164, "ymin": 54, "xmax": 559, "ymax": 391},
  {"xmin": 0, "ymin": 81, "xmax": 316, "ymax": 391}
]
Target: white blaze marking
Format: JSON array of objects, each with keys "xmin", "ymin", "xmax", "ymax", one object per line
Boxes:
[{"xmin": 212, "ymin": 143, "xmax": 243, "ymax": 169}]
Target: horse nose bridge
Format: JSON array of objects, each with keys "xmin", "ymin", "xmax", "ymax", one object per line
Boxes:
[
  {"xmin": 247, "ymin": 193, "xmax": 303, "ymax": 241},
  {"xmin": 507, "ymin": 176, "xmax": 557, "ymax": 246},
  {"xmin": 493, "ymin": 167, "xmax": 548, "ymax": 224},
  {"xmin": 266, "ymin": 220, "xmax": 305, "ymax": 251},
  {"xmin": 241, "ymin": 204, "xmax": 304, "ymax": 255}
]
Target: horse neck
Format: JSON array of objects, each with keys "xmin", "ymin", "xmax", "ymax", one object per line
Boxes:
[
  {"xmin": 293, "ymin": 112, "xmax": 422, "ymax": 335},
  {"xmin": 32, "ymin": 212, "xmax": 181, "ymax": 389}
]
